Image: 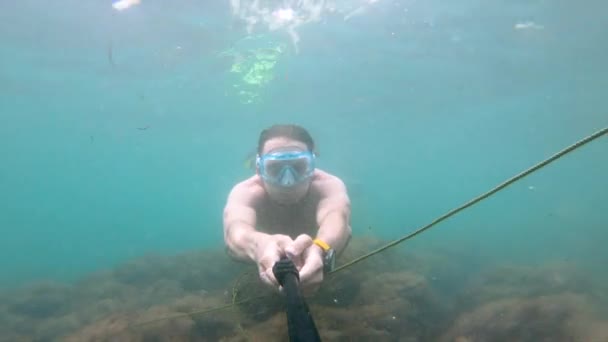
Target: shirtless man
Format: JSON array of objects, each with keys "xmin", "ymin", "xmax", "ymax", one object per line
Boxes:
[{"xmin": 223, "ymin": 124, "xmax": 352, "ymax": 294}]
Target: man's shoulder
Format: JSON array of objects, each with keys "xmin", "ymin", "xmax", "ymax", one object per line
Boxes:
[
  {"xmin": 313, "ymin": 169, "xmax": 344, "ymax": 183},
  {"xmin": 312, "ymin": 169, "xmax": 347, "ymax": 193},
  {"xmin": 229, "ymin": 175, "xmax": 265, "ymax": 199}
]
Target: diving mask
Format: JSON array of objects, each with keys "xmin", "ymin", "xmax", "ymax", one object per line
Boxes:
[{"xmin": 257, "ymin": 150, "xmax": 315, "ymax": 187}]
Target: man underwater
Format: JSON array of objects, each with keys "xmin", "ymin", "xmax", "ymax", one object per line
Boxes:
[{"xmin": 223, "ymin": 124, "xmax": 352, "ymax": 294}]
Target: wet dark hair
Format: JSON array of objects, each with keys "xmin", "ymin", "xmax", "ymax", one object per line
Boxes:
[{"xmin": 258, "ymin": 124, "xmax": 315, "ymax": 154}]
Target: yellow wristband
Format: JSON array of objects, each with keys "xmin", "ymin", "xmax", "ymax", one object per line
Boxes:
[{"xmin": 313, "ymin": 239, "xmax": 331, "ymax": 252}]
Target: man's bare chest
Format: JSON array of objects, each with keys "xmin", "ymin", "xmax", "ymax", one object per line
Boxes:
[{"xmin": 256, "ymin": 200, "xmax": 318, "ymax": 237}]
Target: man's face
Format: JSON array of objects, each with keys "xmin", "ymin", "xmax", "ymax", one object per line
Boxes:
[{"xmin": 257, "ymin": 137, "xmax": 314, "ymax": 204}]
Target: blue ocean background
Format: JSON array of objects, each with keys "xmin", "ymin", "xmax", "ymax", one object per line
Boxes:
[{"xmin": 0, "ymin": 0, "xmax": 606, "ymax": 299}]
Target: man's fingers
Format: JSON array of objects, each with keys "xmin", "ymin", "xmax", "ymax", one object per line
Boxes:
[
  {"xmin": 258, "ymin": 250, "xmax": 281, "ymax": 288},
  {"xmin": 285, "ymin": 234, "xmax": 313, "ymax": 259},
  {"xmin": 261, "ymin": 267, "xmax": 280, "ymax": 288},
  {"xmin": 256, "ymin": 234, "xmax": 302, "ymax": 290},
  {"xmin": 298, "ymin": 261, "xmax": 320, "ymax": 286},
  {"xmin": 275, "ymin": 234, "xmax": 295, "ymax": 250},
  {"xmin": 298, "ymin": 250, "xmax": 324, "ymax": 297},
  {"xmin": 298, "ymin": 249, "xmax": 323, "ymax": 287}
]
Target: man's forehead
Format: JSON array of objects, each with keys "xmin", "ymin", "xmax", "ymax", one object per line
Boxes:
[{"xmin": 262, "ymin": 137, "xmax": 307, "ymax": 154}]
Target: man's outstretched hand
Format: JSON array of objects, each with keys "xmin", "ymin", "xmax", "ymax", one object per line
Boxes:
[
  {"xmin": 255, "ymin": 234, "xmax": 295, "ymax": 289},
  {"xmin": 287, "ymin": 234, "xmax": 324, "ymax": 296},
  {"xmin": 255, "ymin": 234, "xmax": 324, "ymax": 295}
]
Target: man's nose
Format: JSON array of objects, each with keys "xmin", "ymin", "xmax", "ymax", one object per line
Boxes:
[{"xmin": 279, "ymin": 167, "xmax": 296, "ymax": 186}]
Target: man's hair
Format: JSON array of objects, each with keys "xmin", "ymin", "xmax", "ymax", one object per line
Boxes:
[{"xmin": 258, "ymin": 124, "xmax": 315, "ymax": 154}]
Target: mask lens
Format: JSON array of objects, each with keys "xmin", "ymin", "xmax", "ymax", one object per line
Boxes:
[
  {"xmin": 264, "ymin": 159, "xmax": 285, "ymax": 178},
  {"xmin": 291, "ymin": 158, "xmax": 309, "ymax": 174},
  {"xmin": 259, "ymin": 151, "xmax": 314, "ymax": 185}
]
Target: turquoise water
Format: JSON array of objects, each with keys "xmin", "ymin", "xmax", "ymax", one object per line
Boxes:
[{"xmin": 0, "ymin": 0, "xmax": 606, "ymax": 333}]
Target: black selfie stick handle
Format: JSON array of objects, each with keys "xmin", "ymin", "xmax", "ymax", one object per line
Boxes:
[{"xmin": 272, "ymin": 257, "xmax": 322, "ymax": 342}]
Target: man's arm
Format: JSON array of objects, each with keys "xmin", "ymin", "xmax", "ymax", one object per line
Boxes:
[
  {"xmin": 314, "ymin": 176, "xmax": 352, "ymax": 255},
  {"xmin": 222, "ymin": 180, "xmax": 267, "ymax": 263}
]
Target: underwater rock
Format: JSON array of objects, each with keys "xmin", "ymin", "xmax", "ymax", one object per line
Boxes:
[
  {"xmin": 440, "ymin": 293, "xmax": 604, "ymax": 342},
  {"xmin": 112, "ymin": 250, "xmax": 245, "ymax": 292},
  {"xmin": 308, "ymin": 270, "xmax": 447, "ymax": 341},
  {"xmin": 35, "ymin": 313, "xmax": 83, "ymax": 341},
  {"xmin": 112, "ymin": 253, "xmax": 177, "ymax": 286},
  {"xmin": 314, "ymin": 268, "xmax": 361, "ymax": 308},
  {"xmin": 1, "ymin": 238, "xmax": 606, "ymax": 341},
  {"xmin": 460, "ymin": 262, "xmax": 592, "ymax": 308},
  {"xmin": 230, "ymin": 271, "xmax": 284, "ymax": 323},
  {"xmin": 6, "ymin": 281, "xmax": 74, "ymax": 318},
  {"xmin": 221, "ymin": 312, "xmax": 289, "ymax": 341},
  {"xmin": 64, "ymin": 313, "xmax": 137, "ymax": 341},
  {"xmin": 142, "ymin": 278, "xmax": 185, "ymax": 299},
  {"xmin": 76, "ymin": 275, "xmax": 136, "ymax": 302}
]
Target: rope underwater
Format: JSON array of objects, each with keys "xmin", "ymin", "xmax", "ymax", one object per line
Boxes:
[
  {"xmin": 330, "ymin": 126, "xmax": 608, "ymax": 274},
  {"xmin": 132, "ymin": 126, "xmax": 607, "ymax": 327}
]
